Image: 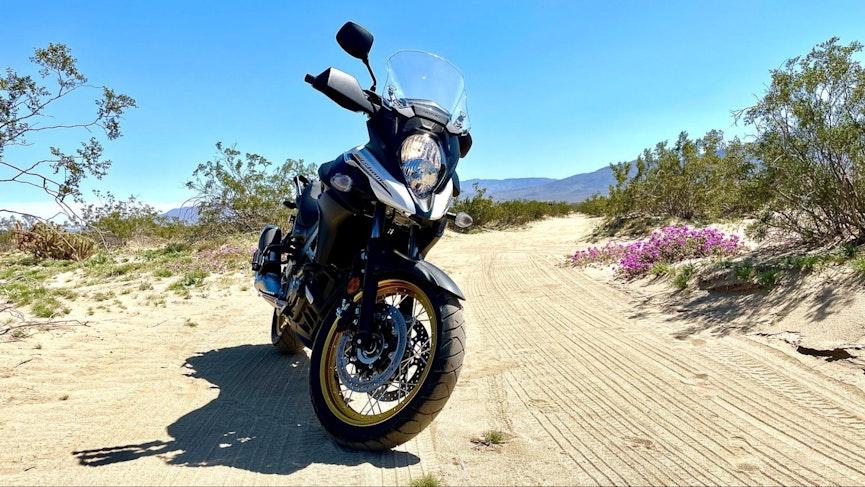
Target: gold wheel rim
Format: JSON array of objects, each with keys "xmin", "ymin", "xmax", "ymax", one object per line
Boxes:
[{"xmin": 319, "ymin": 279, "xmax": 437, "ymax": 427}]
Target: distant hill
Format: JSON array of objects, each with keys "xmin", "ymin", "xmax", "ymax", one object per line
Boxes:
[
  {"xmin": 163, "ymin": 165, "xmax": 616, "ymax": 219},
  {"xmin": 162, "ymin": 206, "xmax": 199, "ymax": 223},
  {"xmin": 460, "ymin": 177, "xmax": 555, "ymax": 195},
  {"xmin": 462, "ymin": 165, "xmax": 616, "ymax": 203}
]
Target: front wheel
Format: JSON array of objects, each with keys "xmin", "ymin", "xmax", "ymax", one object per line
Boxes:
[{"xmin": 309, "ymin": 278, "xmax": 465, "ymax": 450}]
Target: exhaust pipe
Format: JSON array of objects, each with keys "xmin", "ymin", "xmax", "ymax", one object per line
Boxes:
[{"xmin": 258, "ymin": 289, "xmax": 287, "ymax": 310}]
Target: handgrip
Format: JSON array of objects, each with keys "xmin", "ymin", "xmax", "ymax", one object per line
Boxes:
[{"xmin": 304, "ymin": 74, "xmax": 315, "ymax": 85}]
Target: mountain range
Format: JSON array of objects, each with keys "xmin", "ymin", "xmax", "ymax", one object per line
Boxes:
[
  {"xmin": 461, "ymin": 164, "xmax": 614, "ymax": 202},
  {"xmin": 162, "ymin": 206, "xmax": 200, "ymax": 223},
  {"xmin": 162, "ymin": 165, "xmax": 615, "ymax": 219}
]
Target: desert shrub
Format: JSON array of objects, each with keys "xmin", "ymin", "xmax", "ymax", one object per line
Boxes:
[
  {"xmin": 0, "ymin": 271, "xmax": 75, "ymax": 317},
  {"xmin": 185, "ymin": 142, "xmax": 316, "ymax": 234},
  {"xmin": 169, "ymin": 269, "xmax": 209, "ymax": 290},
  {"xmin": 32, "ymin": 298, "xmax": 68, "ymax": 318},
  {"xmin": 851, "ymin": 255, "xmax": 865, "ymax": 274},
  {"xmin": 409, "ymin": 474, "xmax": 442, "ymax": 487},
  {"xmin": 732, "ymin": 261, "xmax": 756, "ymax": 282},
  {"xmin": 595, "ymin": 38, "xmax": 865, "ymax": 243},
  {"xmin": 141, "ymin": 242, "xmax": 191, "ymax": 261},
  {"xmin": 604, "ymin": 131, "xmax": 761, "ymax": 222},
  {"xmin": 768, "ymin": 245, "xmax": 861, "ymax": 274},
  {"xmin": 650, "ymin": 262, "xmax": 673, "ymax": 277},
  {"xmin": 740, "ymin": 38, "xmax": 865, "ymax": 244},
  {"xmin": 148, "ymin": 241, "xmax": 252, "ymax": 277},
  {"xmin": 80, "ymin": 192, "xmax": 167, "ymax": 247},
  {"xmin": 452, "ymin": 183, "xmax": 574, "ymax": 231},
  {"xmin": 574, "ymin": 194, "xmax": 609, "ymax": 217},
  {"xmin": 194, "ymin": 243, "xmax": 252, "ymax": 273},
  {"xmin": 569, "ymin": 225, "xmax": 741, "ymax": 278},
  {"xmin": 481, "ymin": 429, "xmax": 507, "ymax": 445},
  {"xmin": 0, "ymin": 229, "xmax": 13, "ymax": 252},
  {"xmin": 672, "ymin": 264, "xmax": 695, "ymax": 289},
  {"xmin": 0, "ymin": 280, "xmax": 50, "ymax": 306},
  {"xmin": 839, "ymin": 242, "xmax": 859, "ymax": 259},
  {"xmin": 12, "ymin": 222, "xmax": 95, "ymax": 260},
  {"xmin": 776, "ymin": 254, "xmax": 825, "ymax": 273},
  {"xmin": 755, "ymin": 268, "xmax": 783, "ymax": 288},
  {"xmin": 152, "ymin": 268, "xmax": 173, "ymax": 278},
  {"xmin": 92, "ymin": 291, "xmax": 115, "ymax": 302},
  {"xmin": 452, "ymin": 184, "xmax": 497, "ymax": 228}
]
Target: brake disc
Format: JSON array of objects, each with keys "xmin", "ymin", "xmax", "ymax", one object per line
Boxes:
[
  {"xmin": 373, "ymin": 318, "xmax": 430, "ymax": 402},
  {"xmin": 336, "ymin": 305, "xmax": 408, "ymax": 393}
]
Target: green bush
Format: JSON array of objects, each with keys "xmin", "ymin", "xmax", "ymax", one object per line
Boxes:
[
  {"xmin": 409, "ymin": 474, "xmax": 442, "ymax": 487},
  {"xmin": 32, "ymin": 298, "xmax": 68, "ymax": 318},
  {"xmin": 740, "ymin": 38, "xmax": 865, "ymax": 244},
  {"xmin": 852, "ymin": 255, "xmax": 865, "ymax": 274},
  {"xmin": 672, "ymin": 264, "xmax": 695, "ymax": 289},
  {"xmin": 185, "ymin": 142, "xmax": 316, "ymax": 234},
  {"xmin": 573, "ymin": 194, "xmax": 609, "ymax": 217},
  {"xmin": 650, "ymin": 262, "xmax": 673, "ymax": 278},
  {"xmin": 79, "ymin": 192, "xmax": 167, "ymax": 247},
  {"xmin": 733, "ymin": 261, "xmax": 755, "ymax": 281},
  {"xmin": 796, "ymin": 255, "xmax": 819, "ymax": 273},
  {"xmin": 756, "ymin": 268, "xmax": 783, "ymax": 288},
  {"xmin": 169, "ymin": 269, "xmax": 209, "ymax": 291},
  {"xmin": 603, "ymin": 130, "xmax": 761, "ymax": 222},
  {"xmin": 452, "ymin": 183, "xmax": 574, "ymax": 231},
  {"xmin": 0, "ymin": 229, "xmax": 13, "ymax": 252},
  {"xmin": 590, "ymin": 38, "xmax": 865, "ymax": 247}
]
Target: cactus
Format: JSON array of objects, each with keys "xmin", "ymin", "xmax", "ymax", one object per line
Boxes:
[{"xmin": 12, "ymin": 222, "xmax": 96, "ymax": 261}]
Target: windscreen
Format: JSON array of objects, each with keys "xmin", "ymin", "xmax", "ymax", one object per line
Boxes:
[{"xmin": 382, "ymin": 50, "xmax": 470, "ymax": 132}]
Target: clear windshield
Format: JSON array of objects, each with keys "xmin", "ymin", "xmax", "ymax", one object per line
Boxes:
[{"xmin": 382, "ymin": 50, "xmax": 470, "ymax": 132}]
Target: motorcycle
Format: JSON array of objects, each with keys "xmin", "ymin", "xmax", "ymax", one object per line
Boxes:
[{"xmin": 251, "ymin": 21, "xmax": 473, "ymax": 450}]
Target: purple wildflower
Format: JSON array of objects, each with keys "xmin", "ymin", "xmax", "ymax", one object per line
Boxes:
[{"xmin": 569, "ymin": 225, "xmax": 741, "ymax": 278}]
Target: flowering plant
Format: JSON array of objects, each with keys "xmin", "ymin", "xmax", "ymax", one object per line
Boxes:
[
  {"xmin": 569, "ymin": 225, "xmax": 740, "ymax": 278},
  {"xmin": 168, "ymin": 243, "xmax": 255, "ymax": 274}
]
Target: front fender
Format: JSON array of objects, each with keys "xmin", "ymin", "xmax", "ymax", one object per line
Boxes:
[{"xmin": 375, "ymin": 250, "xmax": 465, "ymax": 300}]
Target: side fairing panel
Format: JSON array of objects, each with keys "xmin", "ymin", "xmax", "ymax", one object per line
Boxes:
[
  {"xmin": 346, "ymin": 146, "xmax": 453, "ymax": 220},
  {"xmin": 345, "ymin": 147, "xmax": 415, "ymax": 215},
  {"xmin": 429, "ymin": 179, "xmax": 453, "ymax": 220}
]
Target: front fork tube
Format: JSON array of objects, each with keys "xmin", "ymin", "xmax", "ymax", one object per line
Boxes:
[
  {"xmin": 356, "ymin": 205, "xmax": 420, "ymax": 341},
  {"xmin": 356, "ymin": 204, "xmax": 386, "ymax": 343}
]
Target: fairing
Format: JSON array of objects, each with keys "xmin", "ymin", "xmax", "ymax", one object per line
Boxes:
[{"xmin": 345, "ymin": 146, "xmax": 453, "ymax": 220}]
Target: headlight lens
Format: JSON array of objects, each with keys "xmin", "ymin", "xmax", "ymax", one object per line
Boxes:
[{"xmin": 400, "ymin": 134, "xmax": 443, "ymax": 200}]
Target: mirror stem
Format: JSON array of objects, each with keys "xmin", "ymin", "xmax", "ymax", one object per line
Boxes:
[{"xmin": 362, "ymin": 57, "xmax": 377, "ymax": 92}]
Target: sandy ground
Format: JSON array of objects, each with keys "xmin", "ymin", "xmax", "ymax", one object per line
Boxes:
[{"xmin": 3, "ymin": 214, "xmax": 865, "ymax": 485}]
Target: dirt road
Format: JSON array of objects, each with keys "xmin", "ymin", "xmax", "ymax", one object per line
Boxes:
[{"xmin": 3, "ymin": 215, "xmax": 865, "ymax": 485}]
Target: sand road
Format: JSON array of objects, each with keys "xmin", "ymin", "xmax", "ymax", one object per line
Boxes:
[{"xmin": 2, "ymin": 215, "xmax": 865, "ymax": 485}]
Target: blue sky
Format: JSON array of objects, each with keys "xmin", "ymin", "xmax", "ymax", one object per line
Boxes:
[{"xmin": 3, "ymin": 0, "xmax": 865, "ymax": 214}]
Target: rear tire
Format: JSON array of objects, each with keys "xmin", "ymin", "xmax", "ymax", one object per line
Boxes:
[
  {"xmin": 271, "ymin": 309, "xmax": 305, "ymax": 354},
  {"xmin": 309, "ymin": 278, "xmax": 465, "ymax": 450}
]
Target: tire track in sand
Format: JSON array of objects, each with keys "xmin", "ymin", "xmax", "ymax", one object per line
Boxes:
[{"xmin": 447, "ymin": 217, "xmax": 865, "ymax": 486}]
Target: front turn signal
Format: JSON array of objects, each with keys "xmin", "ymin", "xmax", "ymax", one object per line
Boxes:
[
  {"xmin": 331, "ymin": 173, "xmax": 353, "ymax": 192},
  {"xmin": 454, "ymin": 212, "xmax": 473, "ymax": 228}
]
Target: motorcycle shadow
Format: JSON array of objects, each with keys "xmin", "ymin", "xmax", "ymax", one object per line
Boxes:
[{"xmin": 72, "ymin": 344, "xmax": 419, "ymax": 475}]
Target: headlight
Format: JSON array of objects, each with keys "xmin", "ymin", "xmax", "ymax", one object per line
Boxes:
[{"xmin": 400, "ymin": 134, "xmax": 443, "ymax": 200}]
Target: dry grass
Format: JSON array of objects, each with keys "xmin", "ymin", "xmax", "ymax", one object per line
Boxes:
[{"xmin": 409, "ymin": 473, "xmax": 443, "ymax": 487}]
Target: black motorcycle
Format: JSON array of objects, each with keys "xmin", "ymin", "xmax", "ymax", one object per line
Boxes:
[{"xmin": 251, "ymin": 21, "xmax": 473, "ymax": 450}]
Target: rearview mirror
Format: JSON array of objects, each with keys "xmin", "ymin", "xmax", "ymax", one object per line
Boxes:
[{"xmin": 336, "ymin": 22, "xmax": 373, "ymax": 60}]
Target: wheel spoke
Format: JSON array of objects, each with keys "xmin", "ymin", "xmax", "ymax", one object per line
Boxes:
[{"xmin": 328, "ymin": 282, "xmax": 436, "ymax": 419}]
